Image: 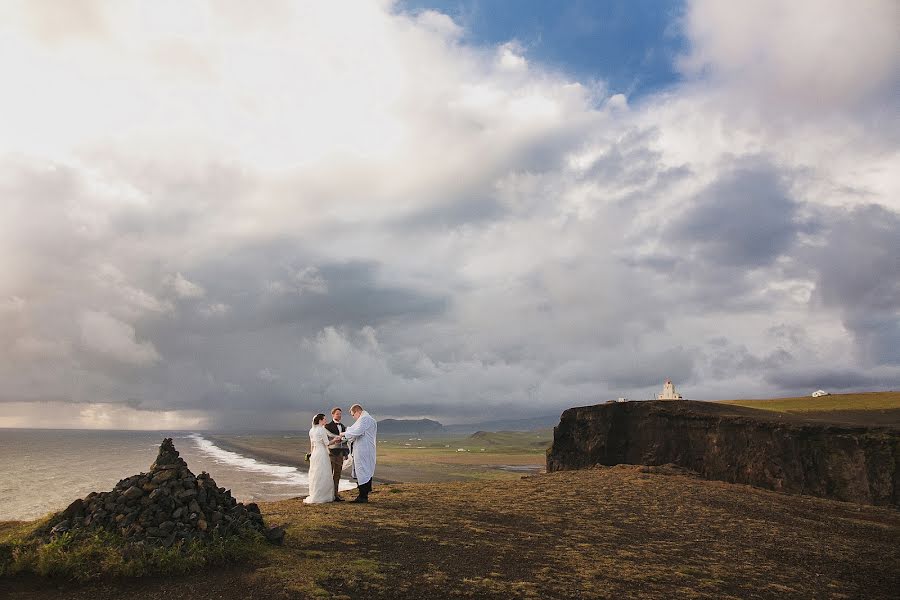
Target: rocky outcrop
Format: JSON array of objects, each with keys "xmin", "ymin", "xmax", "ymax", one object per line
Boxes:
[
  {"xmin": 42, "ymin": 438, "xmax": 285, "ymax": 546},
  {"xmin": 546, "ymin": 400, "xmax": 900, "ymax": 506}
]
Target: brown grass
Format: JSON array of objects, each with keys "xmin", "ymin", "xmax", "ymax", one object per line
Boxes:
[
  {"xmin": 721, "ymin": 391, "xmax": 900, "ymax": 427},
  {"xmin": 721, "ymin": 390, "xmax": 900, "ymax": 412},
  {"xmin": 3, "ymin": 467, "xmax": 898, "ymax": 599}
]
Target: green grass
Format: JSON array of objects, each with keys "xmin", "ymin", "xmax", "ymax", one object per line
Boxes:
[
  {"xmin": 721, "ymin": 391, "xmax": 900, "ymax": 413},
  {"xmin": 379, "ymin": 429, "xmax": 552, "ymax": 454},
  {"xmin": 0, "ymin": 519, "xmax": 269, "ymax": 581},
  {"xmin": 211, "ymin": 430, "xmax": 550, "ymax": 484}
]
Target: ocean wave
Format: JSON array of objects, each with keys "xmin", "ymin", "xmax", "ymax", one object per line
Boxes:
[{"xmin": 188, "ymin": 433, "xmax": 310, "ymax": 486}]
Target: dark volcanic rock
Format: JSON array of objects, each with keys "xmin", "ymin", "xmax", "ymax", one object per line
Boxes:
[
  {"xmin": 41, "ymin": 438, "xmax": 284, "ymax": 546},
  {"xmin": 546, "ymin": 400, "xmax": 900, "ymax": 506}
]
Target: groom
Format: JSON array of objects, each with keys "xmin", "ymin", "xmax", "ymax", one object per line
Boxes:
[
  {"xmin": 324, "ymin": 407, "xmax": 349, "ymax": 501},
  {"xmin": 340, "ymin": 403, "xmax": 377, "ymax": 503}
]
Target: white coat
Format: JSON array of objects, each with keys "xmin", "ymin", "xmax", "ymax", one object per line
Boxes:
[{"xmin": 344, "ymin": 410, "xmax": 377, "ymax": 484}]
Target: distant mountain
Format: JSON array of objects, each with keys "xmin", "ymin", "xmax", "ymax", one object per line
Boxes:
[
  {"xmin": 377, "ymin": 418, "xmax": 444, "ymax": 434},
  {"xmin": 376, "ymin": 415, "xmax": 560, "ymax": 435},
  {"xmin": 443, "ymin": 415, "xmax": 559, "ymax": 434}
]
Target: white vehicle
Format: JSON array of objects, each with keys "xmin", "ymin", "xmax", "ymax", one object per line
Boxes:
[{"xmin": 811, "ymin": 390, "xmax": 830, "ymax": 397}]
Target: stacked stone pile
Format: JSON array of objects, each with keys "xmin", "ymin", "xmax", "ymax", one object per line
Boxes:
[{"xmin": 44, "ymin": 438, "xmax": 285, "ymax": 547}]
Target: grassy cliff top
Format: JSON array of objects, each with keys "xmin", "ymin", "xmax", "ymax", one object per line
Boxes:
[
  {"xmin": 721, "ymin": 390, "xmax": 900, "ymax": 412},
  {"xmin": 719, "ymin": 391, "xmax": 900, "ymax": 426},
  {"xmin": 3, "ymin": 466, "xmax": 898, "ymax": 599}
]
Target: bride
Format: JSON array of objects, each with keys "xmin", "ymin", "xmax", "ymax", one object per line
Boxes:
[{"xmin": 304, "ymin": 413, "xmax": 339, "ymax": 504}]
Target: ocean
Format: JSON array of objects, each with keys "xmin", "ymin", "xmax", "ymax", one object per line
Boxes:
[{"xmin": 0, "ymin": 429, "xmax": 354, "ymax": 521}]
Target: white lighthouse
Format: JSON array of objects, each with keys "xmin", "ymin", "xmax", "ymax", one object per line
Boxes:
[{"xmin": 657, "ymin": 380, "xmax": 683, "ymax": 400}]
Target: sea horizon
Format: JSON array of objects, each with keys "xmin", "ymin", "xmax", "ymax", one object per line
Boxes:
[{"xmin": 0, "ymin": 429, "xmax": 353, "ymax": 522}]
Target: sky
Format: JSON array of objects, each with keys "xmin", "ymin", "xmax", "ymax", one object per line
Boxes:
[{"xmin": 0, "ymin": 0, "xmax": 897, "ymax": 430}]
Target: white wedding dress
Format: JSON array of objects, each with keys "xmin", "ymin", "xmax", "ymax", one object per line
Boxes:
[{"xmin": 303, "ymin": 425, "xmax": 335, "ymax": 504}]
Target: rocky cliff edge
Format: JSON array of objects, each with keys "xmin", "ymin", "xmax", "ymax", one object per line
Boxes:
[{"xmin": 546, "ymin": 400, "xmax": 899, "ymax": 506}]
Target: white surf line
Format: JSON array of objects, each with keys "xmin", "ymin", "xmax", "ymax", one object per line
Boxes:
[
  {"xmin": 188, "ymin": 433, "xmax": 310, "ymax": 486},
  {"xmin": 188, "ymin": 433, "xmax": 356, "ymax": 491}
]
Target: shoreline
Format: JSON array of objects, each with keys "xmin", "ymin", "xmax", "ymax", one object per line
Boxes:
[
  {"xmin": 203, "ymin": 434, "xmax": 309, "ymax": 472},
  {"xmin": 204, "ymin": 434, "xmax": 400, "ymax": 485}
]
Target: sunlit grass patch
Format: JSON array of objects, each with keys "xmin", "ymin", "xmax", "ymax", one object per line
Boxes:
[
  {"xmin": 0, "ymin": 521, "xmax": 269, "ymax": 581},
  {"xmin": 723, "ymin": 391, "xmax": 900, "ymax": 413}
]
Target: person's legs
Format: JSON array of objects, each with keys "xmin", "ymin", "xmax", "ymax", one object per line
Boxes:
[
  {"xmin": 329, "ymin": 453, "xmax": 343, "ymax": 500},
  {"xmin": 351, "ymin": 478, "xmax": 371, "ymax": 502}
]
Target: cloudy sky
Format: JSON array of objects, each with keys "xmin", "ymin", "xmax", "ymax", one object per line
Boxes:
[{"xmin": 1, "ymin": 0, "xmax": 897, "ymax": 430}]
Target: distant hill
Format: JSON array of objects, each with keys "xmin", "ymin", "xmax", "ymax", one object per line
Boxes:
[
  {"xmin": 377, "ymin": 415, "xmax": 560, "ymax": 435},
  {"xmin": 377, "ymin": 418, "xmax": 444, "ymax": 434},
  {"xmin": 468, "ymin": 430, "xmax": 553, "ymax": 451},
  {"xmin": 444, "ymin": 415, "xmax": 559, "ymax": 434}
]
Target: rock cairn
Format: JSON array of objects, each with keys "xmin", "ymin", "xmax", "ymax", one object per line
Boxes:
[{"xmin": 45, "ymin": 438, "xmax": 285, "ymax": 547}]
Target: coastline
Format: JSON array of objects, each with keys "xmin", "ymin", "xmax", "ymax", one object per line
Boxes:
[
  {"xmin": 204, "ymin": 434, "xmax": 309, "ymax": 472},
  {"xmin": 204, "ymin": 434, "xmax": 400, "ymax": 485}
]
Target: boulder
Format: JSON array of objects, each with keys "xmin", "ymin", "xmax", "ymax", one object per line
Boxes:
[{"xmin": 122, "ymin": 486, "xmax": 144, "ymax": 501}]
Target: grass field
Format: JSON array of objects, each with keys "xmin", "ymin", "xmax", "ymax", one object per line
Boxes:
[
  {"xmin": 721, "ymin": 390, "xmax": 900, "ymax": 412},
  {"xmin": 720, "ymin": 391, "xmax": 900, "ymax": 426},
  {"xmin": 209, "ymin": 430, "xmax": 552, "ymax": 484},
  {"xmin": 3, "ymin": 466, "xmax": 898, "ymax": 599}
]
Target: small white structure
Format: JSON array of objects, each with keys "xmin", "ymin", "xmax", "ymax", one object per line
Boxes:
[
  {"xmin": 811, "ymin": 390, "xmax": 830, "ymax": 398},
  {"xmin": 657, "ymin": 380, "xmax": 683, "ymax": 400},
  {"xmin": 616, "ymin": 397, "xmax": 628, "ymax": 403}
]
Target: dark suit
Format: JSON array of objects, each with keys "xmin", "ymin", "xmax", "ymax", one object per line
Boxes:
[{"xmin": 324, "ymin": 421, "xmax": 348, "ymax": 498}]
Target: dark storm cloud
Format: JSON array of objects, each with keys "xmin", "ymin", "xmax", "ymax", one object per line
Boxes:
[
  {"xmin": 603, "ymin": 349, "xmax": 695, "ymax": 389},
  {"xmin": 804, "ymin": 204, "xmax": 900, "ymax": 365},
  {"xmin": 706, "ymin": 343, "xmax": 793, "ymax": 381},
  {"xmin": 172, "ymin": 243, "xmax": 449, "ymax": 334},
  {"xmin": 670, "ymin": 163, "xmax": 813, "ymax": 268},
  {"xmin": 623, "ymin": 161, "xmax": 820, "ymax": 315},
  {"xmin": 766, "ymin": 368, "xmax": 898, "ymax": 391}
]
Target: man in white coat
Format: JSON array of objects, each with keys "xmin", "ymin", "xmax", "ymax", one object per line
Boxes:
[{"xmin": 341, "ymin": 403, "xmax": 377, "ymax": 503}]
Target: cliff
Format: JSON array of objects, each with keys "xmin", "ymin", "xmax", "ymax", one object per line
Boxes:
[{"xmin": 546, "ymin": 400, "xmax": 900, "ymax": 506}]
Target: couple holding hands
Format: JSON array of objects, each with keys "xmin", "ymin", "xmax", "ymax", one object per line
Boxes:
[{"xmin": 304, "ymin": 404, "xmax": 377, "ymax": 504}]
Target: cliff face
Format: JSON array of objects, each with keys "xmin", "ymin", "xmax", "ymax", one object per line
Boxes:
[{"xmin": 546, "ymin": 400, "xmax": 900, "ymax": 506}]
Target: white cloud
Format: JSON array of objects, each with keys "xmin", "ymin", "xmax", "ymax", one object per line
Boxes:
[
  {"xmin": 199, "ymin": 302, "xmax": 230, "ymax": 317},
  {"xmin": 498, "ymin": 42, "xmax": 528, "ymax": 71},
  {"xmin": 679, "ymin": 0, "xmax": 900, "ymax": 112},
  {"xmin": 79, "ymin": 310, "xmax": 160, "ymax": 365},
  {"xmin": 0, "ymin": 1, "xmax": 896, "ymax": 427},
  {"xmin": 414, "ymin": 9, "xmax": 463, "ymax": 40},
  {"xmin": 167, "ymin": 272, "xmax": 205, "ymax": 298},
  {"xmin": 257, "ymin": 368, "xmax": 279, "ymax": 382},
  {"xmin": 0, "ymin": 401, "xmax": 208, "ymax": 430},
  {"xmin": 94, "ymin": 264, "xmax": 174, "ymax": 317}
]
